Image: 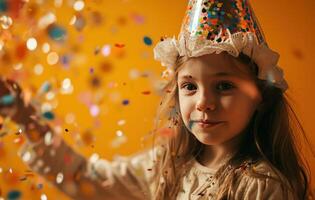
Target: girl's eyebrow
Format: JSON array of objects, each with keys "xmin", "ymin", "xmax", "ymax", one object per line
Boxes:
[{"xmin": 179, "ymin": 72, "xmax": 236, "ymax": 80}]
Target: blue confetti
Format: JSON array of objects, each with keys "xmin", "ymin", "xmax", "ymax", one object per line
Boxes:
[
  {"xmin": 37, "ymin": 183, "xmax": 43, "ymax": 190},
  {"xmin": 42, "ymin": 111, "xmax": 55, "ymax": 120},
  {"xmin": 0, "ymin": 0, "xmax": 7, "ymax": 12},
  {"xmin": 61, "ymin": 55, "xmax": 70, "ymax": 66},
  {"xmin": 39, "ymin": 81, "xmax": 51, "ymax": 93},
  {"xmin": 0, "ymin": 94, "xmax": 15, "ymax": 105},
  {"xmin": 7, "ymin": 190, "xmax": 21, "ymax": 200},
  {"xmin": 48, "ymin": 25, "xmax": 67, "ymax": 41},
  {"xmin": 122, "ymin": 99, "xmax": 129, "ymax": 105},
  {"xmin": 143, "ymin": 36, "xmax": 152, "ymax": 46}
]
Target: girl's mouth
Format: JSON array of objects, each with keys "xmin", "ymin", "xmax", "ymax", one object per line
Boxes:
[{"xmin": 196, "ymin": 121, "xmax": 224, "ymax": 128}]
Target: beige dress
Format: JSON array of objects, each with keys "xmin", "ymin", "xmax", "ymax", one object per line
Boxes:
[{"xmin": 18, "ymin": 135, "xmax": 294, "ymax": 200}]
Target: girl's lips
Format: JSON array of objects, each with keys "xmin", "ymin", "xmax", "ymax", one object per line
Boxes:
[{"xmin": 196, "ymin": 121, "xmax": 224, "ymax": 128}]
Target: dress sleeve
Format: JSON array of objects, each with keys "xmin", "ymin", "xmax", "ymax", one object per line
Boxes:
[
  {"xmin": 18, "ymin": 134, "xmax": 160, "ymax": 200},
  {"xmin": 234, "ymin": 162, "xmax": 295, "ymax": 200}
]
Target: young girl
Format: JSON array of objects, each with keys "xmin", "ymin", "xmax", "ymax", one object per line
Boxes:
[{"xmin": 0, "ymin": 0, "xmax": 312, "ymax": 199}]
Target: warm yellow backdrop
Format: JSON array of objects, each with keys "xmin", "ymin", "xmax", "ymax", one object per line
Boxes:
[{"xmin": 0, "ymin": 0, "xmax": 314, "ymax": 199}]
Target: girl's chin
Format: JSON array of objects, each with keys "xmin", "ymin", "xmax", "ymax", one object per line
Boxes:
[{"xmin": 193, "ymin": 132, "xmax": 224, "ymax": 145}]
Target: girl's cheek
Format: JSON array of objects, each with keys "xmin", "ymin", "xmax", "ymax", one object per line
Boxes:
[{"xmin": 220, "ymin": 96, "xmax": 234, "ymax": 109}]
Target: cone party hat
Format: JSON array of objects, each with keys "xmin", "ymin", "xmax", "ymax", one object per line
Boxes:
[{"xmin": 154, "ymin": 0, "xmax": 288, "ymax": 92}]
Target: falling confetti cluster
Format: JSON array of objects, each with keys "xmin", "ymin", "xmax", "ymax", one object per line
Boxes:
[{"xmin": 0, "ymin": 0, "xmax": 167, "ymax": 199}]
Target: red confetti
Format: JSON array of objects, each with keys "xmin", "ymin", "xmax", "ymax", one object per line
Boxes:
[
  {"xmin": 141, "ymin": 91, "xmax": 151, "ymax": 95},
  {"xmin": 15, "ymin": 42, "xmax": 27, "ymax": 60},
  {"xmin": 114, "ymin": 43, "xmax": 125, "ymax": 48}
]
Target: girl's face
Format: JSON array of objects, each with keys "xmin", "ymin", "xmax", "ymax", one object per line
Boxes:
[{"xmin": 177, "ymin": 53, "xmax": 262, "ymax": 146}]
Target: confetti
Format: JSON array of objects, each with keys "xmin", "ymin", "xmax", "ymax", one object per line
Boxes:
[
  {"xmin": 7, "ymin": 190, "xmax": 21, "ymax": 200},
  {"xmin": 47, "ymin": 52, "xmax": 59, "ymax": 65},
  {"xmin": 73, "ymin": 14, "xmax": 86, "ymax": 31},
  {"xmin": 42, "ymin": 111, "xmax": 55, "ymax": 120},
  {"xmin": 44, "ymin": 131, "xmax": 53, "ymax": 146},
  {"xmin": 130, "ymin": 13, "xmax": 145, "ymax": 25},
  {"xmin": 34, "ymin": 64, "xmax": 44, "ymax": 75},
  {"xmin": 100, "ymin": 61, "xmax": 113, "ymax": 73},
  {"xmin": 143, "ymin": 36, "xmax": 152, "ymax": 46},
  {"xmin": 61, "ymin": 78, "xmax": 74, "ymax": 94},
  {"xmin": 129, "ymin": 69, "xmax": 140, "ymax": 80},
  {"xmin": 141, "ymin": 90, "xmax": 151, "ymax": 95},
  {"xmin": 101, "ymin": 45, "xmax": 111, "ymax": 57},
  {"xmin": 81, "ymin": 130, "xmax": 95, "ymax": 146},
  {"xmin": 114, "ymin": 43, "xmax": 125, "ymax": 48},
  {"xmin": 48, "ymin": 24, "xmax": 67, "ymax": 41},
  {"xmin": 0, "ymin": 15, "xmax": 13, "ymax": 29},
  {"xmin": 73, "ymin": 0, "xmax": 85, "ymax": 11},
  {"xmin": 94, "ymin": 46, "xmax": 100, "ymax": 55},
  {"xmin": 37, "ymin": 183, "xmax": 44, "ymax": 190},
  {"xmin": 56, "ymin": 172, "xmax": 64, "ymax": 184},
  {"xmin": 89, "ymin": 67, "xmax": 94, "ymax": 74},
  {"xmin": 26, "ymin": 37, "xmax": 37, "ymax": 51},
  {"xmin": 89, "ymin": 105, "xmax": 100, "ymax": 117},
  {"xmin": 122, "ymin": 99, "xmax": 129, "ymax": 105},
  {"xmin": 89, "ymin": 76, "xmax": 101, "ymax": 88},
  {"xmin": 15, "ymin": 43, "xmax": 27, "ymax": 60},
  {"xmin": 38, "ymin": 12, "xmax": 56, "ymax": 29},
  {"xmin": 0, "ymin": 1, "xmax": 7, "ymax": 12},
  {"xmin": 0, "ymin": 94, "xmax": 15, "ymax": 105},
  {"xmin": 40, "ymin": 194, "xmax": 47, "ymax": 200},
  {"xmin": 39, "ymin": 81, "xmax": 51, "ymax": 94},
  {"xmin": 90, "ymin": 11, "xmax": 103, "ymax": 26},
  {"xmin": 117, "ymin": 119, "xmax": 126, "ymax": 126},
  {"xmin": 22, "ymin": 151, "xmax": 32, "ymax": 162},
  {"xmin": 116, "ymin": 130, "xmax": 123, "ymax": 137}
]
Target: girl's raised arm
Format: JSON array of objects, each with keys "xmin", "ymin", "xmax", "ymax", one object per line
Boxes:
[{"xmin": 0, "ymin": 78, "xmax": 155, "ymax": 200}]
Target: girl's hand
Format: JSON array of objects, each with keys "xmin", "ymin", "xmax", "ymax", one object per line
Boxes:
[{"xmin": 0, "ymin": 77, "xmax": 36, "ymax": 125}]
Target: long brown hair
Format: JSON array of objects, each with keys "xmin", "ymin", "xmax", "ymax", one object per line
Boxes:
[{"xmin": 150, "ymin": 52, "xmax": 312, "ymax": 200}]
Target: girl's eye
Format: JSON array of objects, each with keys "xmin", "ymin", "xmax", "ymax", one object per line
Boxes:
[
  {"xmin": 216, "ymin": 81, "xmax": 235, "ymax": 91},
  {"xmin": 180, "ymin": 81, "xmax": 234, "ymax": 93},
  {"xmin": 181, "ymin": 83, "xmax": 197, "ymax": 91}
]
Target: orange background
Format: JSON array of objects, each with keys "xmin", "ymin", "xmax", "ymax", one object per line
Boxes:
[{"xmin": 0, "ymin": 0, "xmax": 314, "ymax": 199}]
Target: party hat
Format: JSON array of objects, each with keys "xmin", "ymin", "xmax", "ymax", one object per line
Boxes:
[{"xmin": 154, "ymin": 0, "xmax": 288, "ymax": 92}]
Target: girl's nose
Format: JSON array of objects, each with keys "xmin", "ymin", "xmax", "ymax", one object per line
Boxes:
[
  {"xmin": 196, "ymin": 103, "xmax": 216, "ymax": 111},
  {"xmin": 196, "ymin": 96, "xmax": 217, "ymax": 112}
]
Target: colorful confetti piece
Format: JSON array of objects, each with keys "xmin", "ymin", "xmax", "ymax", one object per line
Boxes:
[{"xmin": 143, "ymin": 36, "xmax": 152, "ymax": 46}]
